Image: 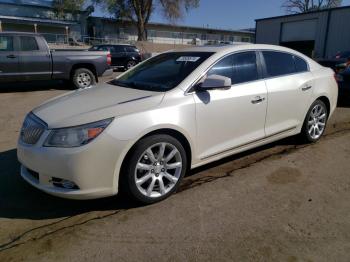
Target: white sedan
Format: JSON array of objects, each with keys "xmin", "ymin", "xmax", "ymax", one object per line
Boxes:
[{"xmin": 17, "ymin": 44, "xmax": 338, "ymax": 204}]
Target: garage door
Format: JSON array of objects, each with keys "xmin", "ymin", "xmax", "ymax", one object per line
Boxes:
[{"xmin": 281, "ymin": 19, "xmax": 317, "ymax": 42}]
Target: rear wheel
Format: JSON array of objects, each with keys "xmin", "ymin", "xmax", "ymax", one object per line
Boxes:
[
  {"xmin": 120, "ymin": 134, "xmax": 187, "ymax": 204},
  {"xmin": 71, "ymin": 68, "xmax": 96, "ymax": 89},
  {"xmin": 300, "ymin": 100, "xmax": 328, "ymax": 143}
]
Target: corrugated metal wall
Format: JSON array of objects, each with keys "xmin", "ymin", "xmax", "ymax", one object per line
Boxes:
[
  {"xmin": 256, "ymin": 8, "xmax": 350, "ymax": 59},
  {"xmin": 326, "ymin": 8, "xmax": 350, "ymax": 58}
]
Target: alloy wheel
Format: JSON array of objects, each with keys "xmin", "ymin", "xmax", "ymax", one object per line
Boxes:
[
  {"xmin": 307, "ymin": 104, "xmax": 327, "ymax": 140},
  {"xmin": 134, "ymin": 142, "xmax": 183, "ymax": 198}
]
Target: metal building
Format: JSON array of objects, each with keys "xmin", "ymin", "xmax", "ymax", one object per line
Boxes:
[{"xmin": 255, "ymin": 6, "xmax": 350, "ymax": 59}]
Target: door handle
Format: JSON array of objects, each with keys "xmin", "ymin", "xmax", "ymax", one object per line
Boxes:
[
  {"xmin": 302, "ymin": 85, "xmax": 312, "ymax": 91},
  {"xmin": 6, "ymin": 54, "xmax": 16, "ymax": 59},
  {"xmin": 251, "ymin": 96, "xmax": 265, "ymax": 104}
]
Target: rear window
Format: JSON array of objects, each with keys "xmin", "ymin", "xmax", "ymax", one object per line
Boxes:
[
  {"xmin": 263, "ymin": 51, "xmax": 296, "ymax": 77},
  {"xmin": 20, "ymin": 36, "xmax": 39, "ymax": 51},
  {"xmin": 0, "ymin": 36, "xmax": 13, "ymax": 51}
]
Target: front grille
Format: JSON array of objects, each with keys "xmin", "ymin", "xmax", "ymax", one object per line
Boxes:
[{"xmin": 20, "ymin": 113, "xmax": 46, "ymax": 145}]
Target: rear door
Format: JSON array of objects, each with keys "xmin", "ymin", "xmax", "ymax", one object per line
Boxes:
[
  {"xmin": 261, "ymin": 51, "xmax": 314, "ymax": 136},
  {"xmin": 0, "ymin": 35, "xmax": 19, "ymax": 82},
  {"xmin": 18, "ymin": 35, "xmax": 51, "ymax": 80}
]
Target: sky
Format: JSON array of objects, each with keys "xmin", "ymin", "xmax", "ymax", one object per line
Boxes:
[{"xmin": 94, "ymin": 0, "xmax": 350, "ymax": 30}]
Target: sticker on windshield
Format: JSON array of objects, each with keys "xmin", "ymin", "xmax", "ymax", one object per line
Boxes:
[{"xmin": 176, "ymin": 56, "xmax": 201, "ymax": 62}]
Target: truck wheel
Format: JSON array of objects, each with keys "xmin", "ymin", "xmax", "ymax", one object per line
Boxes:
[{"xmin": 72, "ymin": 68, "xmax": 96, "ymax": 89}]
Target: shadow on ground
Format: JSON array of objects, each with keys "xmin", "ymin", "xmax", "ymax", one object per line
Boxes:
[
  {"xmin": 0, "ymin": 80, "xmax": 72, "ymax": 93},
  {"xmin": 0, "ymin": 134, "xmax": 302, "ymax": 221}
]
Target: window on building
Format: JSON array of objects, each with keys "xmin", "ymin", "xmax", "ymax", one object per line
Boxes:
[
  {"xmin": 208, "ymin": 52, "xmax": 259, "ymax": 85},
  {"xmin": 241, "ymin": 37, "xmax": 251, "ymax": 42},
  {"xmin": 262, "ymin": 51, "xmax": 296, "ymax": 77},
  {"xmin": 20, "ymin": 36, "xmax": 39, "ymax": 51},
  {"xmin": 0, "ymin": 36, "xmax": 14, "ymax": 51},
  {"xmin": 294, "ymin": 56, "xmax": 309, "ymax": 73}
]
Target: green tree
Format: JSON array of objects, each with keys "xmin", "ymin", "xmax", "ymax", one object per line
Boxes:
[
  {"xmin": 94, "ymin": 0, "xmax": 200, "ymax": 41},
  {"xmin": 282, "ymin": 0, "xmax": 342, "ymax": 14}
]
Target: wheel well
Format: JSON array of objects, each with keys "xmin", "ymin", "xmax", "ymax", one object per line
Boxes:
[
  {"xmin": 70, "ymin": 64, "xmax": 97, "ymax": 81},
  {"xmin": 317, "ymin": 96, "xmax": 330, "ymax": 116},
  {"xmin": 119, "ymin": 129, "xmax": 192, "ymax": 185}
]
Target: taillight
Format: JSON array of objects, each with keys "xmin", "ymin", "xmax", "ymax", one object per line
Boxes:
[{"xmin": 107, "ymin": 52, "xmax": 112, "ymax": 66}]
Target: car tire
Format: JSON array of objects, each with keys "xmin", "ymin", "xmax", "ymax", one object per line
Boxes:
[
  {"xmin": 300, "ymin": 99, "xmax": 328, "ymax": 143},
  {"xmin": 120, "ymin": 134, "xmax": 187, "ymax": 204},
  {"xmin": 124, "ymin": 60, "xmax": 136, "ymax": 71},
  {"xmin": 71, "ymin": 68, "xmax": 96, "ymax": 89}
]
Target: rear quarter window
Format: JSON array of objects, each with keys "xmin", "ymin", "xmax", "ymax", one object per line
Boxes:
[{"xmin": 294, "ymin": 56, "xmax": 308, "ymax": 73}]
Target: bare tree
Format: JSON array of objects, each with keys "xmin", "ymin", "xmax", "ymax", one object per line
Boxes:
[
  {"xmin": 94, "ymin": 0, "xmax": 199, "ymax": 41},
  {"xmin": 282, "ymin": 0, "xmax": 342, "ymax": 13},
  {"xmin": 53, "ymin": 0, "xmax": 86, "ymax": 18}
]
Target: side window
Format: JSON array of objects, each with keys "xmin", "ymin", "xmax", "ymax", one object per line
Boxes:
[
  {"xmin": 98, "ymin": 46, "xmax": 108, "ymax": 51},
  {"xmin": 263, "ymin": 51, "xmax": 295, "ymax": 77},
  {"xmin": 126, "ymin": 46, "xmax": 138, "ymax": 52},
  {"xmin": 0, "ymin": 36, "xmax": 14, "ymax": 51},
  {"xmin": 114, "ymin": 46, "xmax": 126, "ymax": 52},
  {"xmin": 294, "ymin": 56, "xmax": 308, "ymax": 73},
  {"xmin": 207, "ymin": 55, "xmax": 233, "ymax": 80},
  {"xmin": 207, "ymin": 52, "xmax": 259, "ymax": 85},
  {"xmin": 20, "ymin": 36, "xmax": 39, "ymax": 51},
  {"xmin": 232, "ymin": 52, "xmax": 259, "ymax": 84}
]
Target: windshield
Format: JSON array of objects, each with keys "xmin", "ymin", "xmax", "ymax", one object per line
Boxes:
[{"xmin": 110, "ymin": 52, "xmax": 214, "ymax": 91}]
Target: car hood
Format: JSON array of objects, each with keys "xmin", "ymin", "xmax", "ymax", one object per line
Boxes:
[{"xmin": 33, "ymin": 83, "xmax": 165, "ymax": 128}]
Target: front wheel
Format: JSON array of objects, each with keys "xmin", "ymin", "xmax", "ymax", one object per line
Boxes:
[
  {"xmin": 121, "ymin": 135, "xmax": 187, "ymax": 204},
  {"xmin": 300, "ymin": 100, "xmax": 328, "ymax": 143}
]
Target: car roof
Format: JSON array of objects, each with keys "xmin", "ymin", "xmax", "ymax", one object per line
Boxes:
[{"xmin": 176, "ymin": 44, "xmax": 303, "ymax": 53}]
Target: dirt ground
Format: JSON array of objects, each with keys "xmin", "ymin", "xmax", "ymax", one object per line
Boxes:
[{"xmin": 0, "ymin": 78, "xmax": 350, "ymax": 262}]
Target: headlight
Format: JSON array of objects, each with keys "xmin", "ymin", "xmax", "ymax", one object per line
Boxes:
[{"xmin": 44, "ymin": 118, "xmax": 113, "ymax": 147}]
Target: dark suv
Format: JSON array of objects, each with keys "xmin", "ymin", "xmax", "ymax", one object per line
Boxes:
[{"xmin": 89, "ymin": 44, "xmax": 142, "ymax": 70}]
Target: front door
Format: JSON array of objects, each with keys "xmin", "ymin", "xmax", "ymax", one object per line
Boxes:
[
  {"xmin": 194, "ymin": 51, "xmax": 267, "ymax": 159},
  {"xmin": 18, "ymin": 35, "xmax": 51, "ymax": 81},
  {"xmin": 0, "ymin": 35, "xmax": 19, "ymax": 82}
]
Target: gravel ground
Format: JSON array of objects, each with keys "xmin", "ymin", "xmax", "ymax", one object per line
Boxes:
[{"xmin": 0, "ymin": 78, "xmax": 349, "ymax": 262}]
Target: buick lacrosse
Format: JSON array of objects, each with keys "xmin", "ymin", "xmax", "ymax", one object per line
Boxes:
[{"xmin": 18, "ymin": 44, "xmax": 338, "ymax": 203}]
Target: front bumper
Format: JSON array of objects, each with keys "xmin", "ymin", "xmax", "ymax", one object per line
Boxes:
[{"xmin": 17, "ymin": 128, "xmax": 130, "ymax": 200}]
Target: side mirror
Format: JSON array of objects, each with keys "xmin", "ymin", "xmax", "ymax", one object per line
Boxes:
[{"xmin": 197, "ymin": 74, "xmax": 232, "ymax": 91}]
